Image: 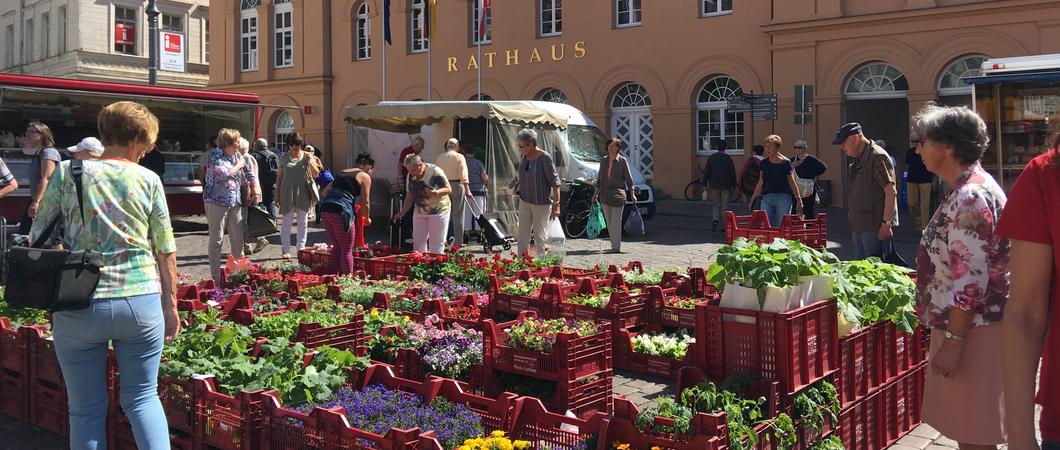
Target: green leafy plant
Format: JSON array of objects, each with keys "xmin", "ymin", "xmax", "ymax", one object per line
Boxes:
[
  {"xmin": 707, "ymin": 238, "xmax": 837, "ymax": 300},
  {"xmin": 792, "ymin": 381, "xmax": 840, "ymax": 435},
  {"xmin": 808, "ymin": 436, "xmax": 844, "ymax": 450},
  {"xmin": 0, "ymin": 297, "xmax": 49, "ymax": 328},
  {"xmin": 620, "ymin": 268, "xmax": 680, "ymax": 286},
  {"xmin": 662, "ymin": 297, "xmax": 708, "ymax": 310},
  {"xmin": 565, "ymin": 287, "xmax": 639, "ymax": 309},
  {"xmin": 336, "ymin": 277, "xmax": 410, "ymax": 305},
  {"xmin": 498, "ymin": 278, "xmax": 546, "ymax": 296},
  {"xmin": 504, "ymin": 317, "xmax": 601, "ymax": 353},
  {"xmin": 248, "ymin": 309, "xmax": 357, "ymax": 340},
  {"xmin": 299, "ymin": 284, "xmax": 328, "ymax": 301},
  {"xmin": 831, "ymin": 258, "xmax": 918, "ymax": 333}
]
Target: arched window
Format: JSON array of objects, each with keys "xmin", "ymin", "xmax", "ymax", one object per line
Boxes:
[
  {"xmin": 274, "ymin": 110, "xmax": 294, "ymax": 153},
  {"xmin": 240, "ymin": 1, "xmax": 260, "ymax": 71},
  {"xmin": 468, "ymin": 93, "xmax": 493, "ymax": 101},
  {"xmin": 410, "ymin": 0, "xmax": 428, "ymax": 52},
  {"xmin": 354, "ymin": 2, "xmax": 371, "ymax": 60},
  {"xmin": 611, "ymin": 83, "xmax": 651, "ymax": 108},
  {"xmin": 938, "ymin": 55, "xmax": 985, "ymax": 96},
  {"xmin": 845, "ymin": 62, "xmax": 908, "ymax": 99},
  {"xmin": 695, "ymin": 76, "xmax": 744, "ymax": 155},
  {"xmin": 537, "ymin": 88, "xmax": 568, "ymax": 104}
]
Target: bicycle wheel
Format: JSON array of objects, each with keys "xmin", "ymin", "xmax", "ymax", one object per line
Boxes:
[
  {"xmin": 685, "ymin": 181, "xmax": 705, "ymax": 201},
  {"xmin": 562, "ymin": 199, "xmax": 591, "ymax": 239}
]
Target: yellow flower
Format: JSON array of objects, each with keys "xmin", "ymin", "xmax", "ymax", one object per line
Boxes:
[
  {"xmin": 403, "ymin": 315, "xmax": 411, "ymax": 322},
  {"xmin": 491, "ymin": 430, "xmax": 507, "ymax": 438},
  {"xmin": 613, "ymin": 443, "xmax": 631, "ymax": 450},
  {"xmin": 652, "ymin": 447, "xmax": 663, "ymax": 450},
  {"xmin": 370, "ymin": 308, "xmax": 379, "ymax": 317},
  {"xmin": 514, "ymin": 440, "xmax": 531, "ymax": 450}
]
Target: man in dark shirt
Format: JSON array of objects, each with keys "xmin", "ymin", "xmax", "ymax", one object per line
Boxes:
[
  {"xmin": 703, "ymin": 140, "xmax": 737, "ymax": 232},
  {"xmin": 139, "ymin": 146, "xmax": 166, "ymax": 179},
  {"xmin": 251, "ymin": 138, "xmax": 280, "ymax": 217},
  {"xmin": 399, "ymin": 136, "xmax": 425, "ymax": 180},
  {"xmin": 905, "ymin": 135, "xmax": 935, "ymax": 231}
]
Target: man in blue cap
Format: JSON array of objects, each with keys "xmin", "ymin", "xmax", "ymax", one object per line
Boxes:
[{"xmin": 833, "ymin": 122, "xmax": 898, "ymax": 259}]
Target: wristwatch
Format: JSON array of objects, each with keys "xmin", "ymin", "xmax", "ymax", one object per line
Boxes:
[{"xmin": 944, "ymin": 330, "xmax": 965, "ymax": 342}]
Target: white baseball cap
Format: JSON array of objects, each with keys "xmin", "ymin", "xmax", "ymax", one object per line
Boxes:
[{"xmin": 67, "ymin": 137, "xmax": 104, "ymax": 157}]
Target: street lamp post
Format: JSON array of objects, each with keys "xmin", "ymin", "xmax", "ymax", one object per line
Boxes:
[{"xmin": 147, "ymin": 0, "xmax": 160, "ymax": 85}]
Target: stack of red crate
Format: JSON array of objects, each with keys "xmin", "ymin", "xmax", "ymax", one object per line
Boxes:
[
  {"xmin": 486, "ymin": 272, "xmax": 580, "ymax": 319},
  {"xmin": 0, "ymin": 318, "xmax": 32, "ymax": 421},
  {"xmin": 23, "ymin": 325, "xmax": 69, "ymax": 437},
  {"xmin": 555, "ymin": 277, "xmax": 650, "ymax": 331},
  {"xmin": 724, "ymin": 211, "xmax": 829, "ymax": 248}
]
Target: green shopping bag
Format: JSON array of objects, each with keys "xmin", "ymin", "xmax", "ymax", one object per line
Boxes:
[{"xmin": 587, "ymin": 202, "xmax": 606, "ymax": 239}]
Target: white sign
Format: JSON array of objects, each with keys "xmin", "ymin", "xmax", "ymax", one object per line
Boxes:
[{"xmin": 160, "ymin": 31, "xmax": 186, "ymax": 73}]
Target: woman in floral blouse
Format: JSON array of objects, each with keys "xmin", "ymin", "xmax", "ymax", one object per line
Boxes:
[
  {"xmin": 203, "ymin": 128, "xmax": 259, "ymax": 282},
  {"xmin": 912, "ymin": 104, "xmax": 1010, "ymax": 448}
]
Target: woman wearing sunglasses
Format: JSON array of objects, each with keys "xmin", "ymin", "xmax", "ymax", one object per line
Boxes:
[{"xmin": 512, "ymin": 128, "xmax": 560, "ymax": 258}]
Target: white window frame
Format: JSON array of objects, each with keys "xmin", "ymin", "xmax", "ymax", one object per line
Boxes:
[
  {"xmin": 161, "ymin": 13, "xmax": 182, "ymax": 33},
  {"xmin": 273, "ymin": 2, "xmax": 294, "ymax": 68},
  {"xmin": 937, "ymin": 55, "xmax": 986, "ymax": 97},
  {"xmin": 537, "ymin": 88, "xmax": 568, "ymax": 104},
  {"xmin": 113, "ymin": 6, "xmax": 137, "ymax": 56},
  {"xmin": 354, "ymin": 2, "xmax": 371, "ymax": 60},
  {"xmin": 4, "ymin": 25, "xmax": 14, "ymax": 68},
  {"xmin": 274, "ymin": 110, "xmax": 295, "ymax": 154},
  {"xmin": 41, "ymin": 12, "xmax": 50, "ymax": 59},
  {"xmin": 471, "ymin": 0, "xmax": 491, "ymax": 44},
  {"xmin": 539, "ymin": 0, "xmax": 562, "ymax": 37},
  {"xmin": 240, "ymin": 10, "xmax": 258, "ymax": 71},
  {"xmin": 845, "ymin": 62, "xmax": 909, "ymax": 100},
  {"xmin": 701, "ymin": 0, "xmax": 733, "ymax": 17},
  {"xmin": 203, "ymin": 18, "xmax": 209, "ymax": 63},
  {"xmin": 695, "ymin": 77, "xmax": 745, "ymax": 156},
  {"xmin": 615, "ymin": 0, "xmax": 641, "ymax": 28},
  {"xmin": 410, "ymin": 0, "xmax": 427, "ymax": 53},
  {"xmin": 58, "ymin": 6, "xmax": 66, "ymax": 54}
]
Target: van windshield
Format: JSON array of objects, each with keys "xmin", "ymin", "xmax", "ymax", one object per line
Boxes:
[{"xmin": 568, "ymin": 125, "xmax": 605, "ymax": 162}]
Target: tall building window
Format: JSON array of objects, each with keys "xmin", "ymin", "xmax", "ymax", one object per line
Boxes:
[
  {"xmin": 701, "ymin": 0, "xmax": 733, "ymax": 16},
  {"xmin": 274, "ymin": 0, "xmax": 293, "ymax": 67},
  {"xmin": 240, "ymin": 0, "xmax": 260, "ymax": 71},
  {"xmin": 162, "ymin": 14, "xmax": 182, "ymax": 33},
  {"xmin": 41, "ymin": 13, "xmax": 49, "ymax": 59},
  {"xmin": 24, "ymin": 18, "xmax": 34, "ymax": 61},
  {"xmin": 274, "ymin": 110, "xmax": 294, "ymax": 154},
  {"xmin": 4, "ymin": 25, "xmax": 14, "ymax": 67},
  {"xmin": 696, "ymin": 76, "xmax": 744, "ymax": 155},
  {"xmin": 540, "ymin": 0, "xmax": 562, "ymax": 37},
  {"xmin": 615, "ymin": 0, "xmax": 641, "ymax": 27},
  {"xmin": 354, "ymin": 2, "xmax": 371, "ymax": 60},
  {"xmin": 204, "ymin": 19, "xmax": 209, "ymax": 63},
  {"xmin": 114, "ymin": 7, "xmax": 136, "ymax": 55},
  {"xmin": 471, "ymin": 0, "xmax": 491, "ymax": 44},
  {"xmin": 410, "ymin": 0, "xmax": 427, "ymax": 53},
  {"xmin": 58, "ymin": 6, "xmax": 66, "ymax": 54}
]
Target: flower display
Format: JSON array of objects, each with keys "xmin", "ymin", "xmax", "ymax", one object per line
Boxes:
[
  {"xmin": 662, "ymin": 297, "xmax": 707, "ymax": 310},
  {"xmin": 367, "ymin": 314, "xmax": 483, "ymax": 379},
  {"xmin": 504, "ymin": 317, "xmax": 601, "ymax": 353},
  {"xmin": 297, "ymin": 384, "xmax": 484, "ymax": 449},
  {"xmin": 409, "ymin": 250, "xmax": 562, "ymax": 290},
  {"xmin": 458, "ymin": 430, "xmax": 532, "ymax": 450},
  {"xmin": 337, "ymin": 277, "xmax": 412, "ymax": 306},
  {"xmin": 564, "ymin": 287, "xmax": 639, "ymax": 309},
  {"xmin": 206, "ymin": 286, "xmax": 252, "ymax": 306},
  {"xmin": 498, "ymin": 278, "xmax": 546, "ymax": 296},
  {"xmin": 631, "ymin": 331, "xmax": 695, "ymax": 359}
]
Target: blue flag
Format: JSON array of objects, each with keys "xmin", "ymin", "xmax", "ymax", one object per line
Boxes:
[{"xmin": 383, "ymin": 0, "xmax": 392, "ymax": 45}]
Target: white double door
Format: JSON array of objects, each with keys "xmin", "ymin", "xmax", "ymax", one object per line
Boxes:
[{"xmin": 610, "ymin": 108, "xmax": 654, "ymax": 181}]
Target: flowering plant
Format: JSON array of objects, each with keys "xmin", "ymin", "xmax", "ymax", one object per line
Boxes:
[
  {"xmin": 504, "ymin": 317, "xmax": 601, "ymax": 353},
  {"xmin": 409, "ymin": 250, "xmax": 561, "ymax": 290},
  {"xmin": 498, "ymin": 278, "xmax": 545, "ymax": 296},
  {"xmin": 176, "ymin": 272, "xmax": 198, "ymax": 286},
  {"xmin": 620, "ymin": 268, "xmax": 680, "ymax": 286},
  {"xmin": 287, "ymin": 272, "xmax": 324, "ymax": 286},
  {"xmin": 457, "ymin": 431, "xmax": 531, "ymax": 450},
  {"xmin": 365, "ymin": 308, "xmax": 408, "ymax": 335},
  {"xmin": 388, "ymin": 296, "xmax": 425, "ymax": 313},
  {"xmin": 337, "ymin": 277, "xmax": 412, "ymax": 305},
  {"xmin": 263, "ymin": 261, "xmax": 312, "ymax": 275},
  {"xmin": 418, "ymin": 324, "xmax": 483, "ymax": 379},
  {"xmin": 311, "ymin": 243, "xmax": 331, "ymax": 252},
  {"xmin": 206, "ymin": 286, "xmax": 252, "ymax": 306},
  {"xmin": 296, "ymin": 384, "xmax": 484, "ymax": 450},
  {"xmin": 631, "ymin": 331, "xmax": 695, "ymax": 359},
  {"xmin": 564, "ymin": 287, "xmax": 639, "ymax": 309},
  {"xmin": 300, "ymin": 284, "xmax": 329, "ymax": 300},
  {"xmin": 663, "ymin": 297, "xmax": 707, "ymax": 310}
]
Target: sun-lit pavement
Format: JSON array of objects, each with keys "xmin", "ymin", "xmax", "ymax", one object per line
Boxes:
[{"xmin": 0, "ymin": 199, "xmax": 985, "ymax": 449}]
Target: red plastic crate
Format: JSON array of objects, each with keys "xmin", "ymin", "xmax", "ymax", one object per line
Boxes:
[
  {"xmin": 557, "ymin": 278, "xmax": 651, "ymax": 332},
  {"xmin": 651, "ymin": 284, "xmax": 720, "ymax": 329},
  {"xmin": 23, "ymin": 326, "xmax": 64, "ymax": 389},
  {"xmin": 508, "ymin": 396, "xmax": 609, "ymax": 449},
  {"xmin": 159, "ymin": 375, "xmax": 198, "ymax": 434},
  {"xmin": 698, "ymin": 299, "xmax": 839, "ymax": 396},
  {"xmin": 0, "ymin": 368, "xmax": 29, "ymax": 421},
  {"xmin": 836, "ymin": 325, "xmax": 883, "ymax": 408},
  {"xmin": 837, "ymin": 390, "xmax": 882, "ymax": 450},
  {"xmin": 487, "ymin": 272, "xmax": 579, "ymax": 319},
  {"xmin": 613, "ymin": 327, "xmax": 696, "ymax": 378},
  {"xmin": 725, "ymin": 211, "xmax": 828, "ymax": 248},
  {"xmin": 257, "ymin": 391, "xmax": 331, "ymax": 450},
  {"xmin": 880, "ymin": 363, "xmax": 926, "ymax": 447},
  {"xmin": 1, "ymin": 317, "xmax": 33, "ymax": 375},
  {"xmin": 878, "ymin": 322, "xmax": 927, "ymax": 382},
  {"xmin": 481, "ymin": 319, "xmax": 611, "ymax": 383},
  {"xmin": 177, "ymin": 279, "xmax": 216, "ymax": 302},
  {"xmin": 298, "ymin": 248, "xmax": 315, "ymax": 267},
  {"xmin": 366, "ymin": 252, "xmax": 446, "ymax": 280},
  {"xmin": 292, "ymin": 312, "xmax": 367, "ymax": 355},
  {"xmin": 29, "ymin": 382, "xmax": 69, "ymax": 437},
  {"xmin": 603, "ymin": 397, "xmax": 724, "ymax": 450},
  {"xmin": 193, "ymin": 376, "xmax": 265, "ymax": 450}
]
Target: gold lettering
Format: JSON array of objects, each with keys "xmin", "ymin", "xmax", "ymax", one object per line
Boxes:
[
  {"xmin": 550, "ymin": 44, "xmax": 565, "ymax": 61},
  {"xmin": 505, "ymin": 49, "xmax": 519, "ymax": 66},
  {"xmin": 529, "ymin": 48, "xmax": 542, "ymax": 63},
  {"xmin": 485, "ymin": 52, "xmax": 496, "ymax": 68},
  {"xmin": 467, "ymin": 55, "xmax": 479, "ymax": 70},
  {"xmin": 447, "ymin": 57, "xmax": 458, "ymax": 72},
  {"xmin": 574, "ymin": 41, "xmax": 587, "ymax": 58}
]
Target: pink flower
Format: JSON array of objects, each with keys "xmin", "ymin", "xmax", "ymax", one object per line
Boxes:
[{"xmin": 948, "ymin": 240, "xmax": 972, "ymax": 280}]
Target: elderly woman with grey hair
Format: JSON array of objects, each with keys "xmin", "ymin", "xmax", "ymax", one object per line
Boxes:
[
  {"xmin": 911, "ymin": 104, "xmax": 1010, "ymax": 449},
  {"xmin": 791, "ymin": 138, "xmax": 827, "ymax": 219},
  {"xmin": 392, "ymin": 153, "xmax": 451, "ymax": 253},
  {"xmin": 511, "ymin": 128, "xmax": 561, "ymax": 257}
]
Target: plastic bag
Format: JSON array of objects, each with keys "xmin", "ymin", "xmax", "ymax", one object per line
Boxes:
[
  {"xmin": 623, "ymin": 207, "xmax": 645, "ymax": 237},
  {"xmin": 547, "ymin": 217, "xmax": 567, "ymax": 261},
  {"xmin": 225, "ymin": 254, "xmax": 254, "ymax": 274},
  {"xmin": 586, "ymin": 202, "xmax": 606, "ymax": 239}
]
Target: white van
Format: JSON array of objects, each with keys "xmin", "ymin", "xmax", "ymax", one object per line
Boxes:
[{"xmin": 345, "ymin": 101, "xmax": 656, "ymax": 227}]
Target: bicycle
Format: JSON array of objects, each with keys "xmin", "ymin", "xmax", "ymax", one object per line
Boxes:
[
  {"xmin": 561, "ymin": 178, "xmax": 595, "ymax": 238},
  {"xmin": 684, "ymin": 164, "xmax": 706, "ymax": 201}
]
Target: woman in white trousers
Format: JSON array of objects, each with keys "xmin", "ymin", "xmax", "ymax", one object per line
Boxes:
[{"xmin": 275, "ymin": 132, "xmax": 322, "ymax": 258}]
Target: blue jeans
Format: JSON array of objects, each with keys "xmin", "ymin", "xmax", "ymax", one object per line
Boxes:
[
  {"xmin": 1043, "ymin": 441, "xmax": 1060, "ymax": 450},
  {"xmin": 760, "ymin": 193, "xmax": 793, "ymax": 228},
  {"xmin": 853, "ymin": 231, "xmax": 893, "ymax": 260},
  {"xmin": 52, "ymin": 294, "xmax": 170, "ymax": 450}
]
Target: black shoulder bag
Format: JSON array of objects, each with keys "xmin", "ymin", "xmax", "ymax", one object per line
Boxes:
[{"xmin": 6, "ymin": 159, "xmax": 103, "ymax": 311}]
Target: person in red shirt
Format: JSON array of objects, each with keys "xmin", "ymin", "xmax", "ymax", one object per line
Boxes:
[
  {"xmin": 1000, "ymin": 129, "xmax": 1060, "ymax": 450},
  {"xmin": 399, "ymin": 136, "xmax": 425, "ymax": 180}
]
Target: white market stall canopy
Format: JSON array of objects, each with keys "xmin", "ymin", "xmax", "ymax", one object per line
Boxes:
[{"xmin": 344, "ymin": 101, "xmax": 569, "ymax": 133}]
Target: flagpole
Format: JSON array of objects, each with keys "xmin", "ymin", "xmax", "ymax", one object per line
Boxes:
[
  {"xmin": 476, "ymin": 40, "xmax": 481, "ymax": 100},
  {"xmin": 382, "ymin": 37, "xmax": 387, "ymax": 101},
  {"xmin": 427, "ymin": 39, "xmax": 432, "ymax": 101}
]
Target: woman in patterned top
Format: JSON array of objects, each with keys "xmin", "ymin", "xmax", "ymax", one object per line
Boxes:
[
  {"xmin": 29, "ymin": 101, "xmax": 179, "ymax": 449},
  {"xmin": 203, "ymin": 128, "xmax": 259, "ymax": 282},
  {"xmin": 392, "ymin": 153, "xmax": 451, "ymax": 253},
  {"xmin": 911, "ymin": 104, "xmax": 1010, "ymax": 448}
]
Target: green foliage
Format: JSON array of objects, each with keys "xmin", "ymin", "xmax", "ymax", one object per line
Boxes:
[
  {"xmin": 249, "ymin": 309, "xmax": 357, "ymax": 340},
  {"xmin": 792, "ymin": 381, "xmax": 840, "ymax": 435},
  {"xmin": 707, "ymin": 238, "xmax": 837, "ymax": 298},
  {"xmin": 620, "ymin": 268, "xmax": 680, "ymax": 286},
  {"xmin": 0, "ymin": 298, "xmax": 49, "ymax": 328},
  {"xmin": 299, "ymin": 284, "xmax": 328, "ymax": 301},
  {"xmin": 808, "ymin": 436, "xmax": 845, "ymax": 450},
  {"xmin": 831, "ymin": 258, "xmax": 918, "ymax": 333},
  {"xmin": 336, "ymin": 277, "xmax": 409, "ymax": 306}
]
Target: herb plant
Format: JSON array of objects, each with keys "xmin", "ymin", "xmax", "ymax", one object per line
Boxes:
[
  {"xmin": 831, "ymin": 258, "xmax": 918, "ymax": 333},
  {"xmin": 707, "ymin": 238, "xmax": 837, "ymax": 296},
  {"xmin": 248, "ymin": 309, "xmax": 357, "ymax": 340},
  {"xmin": 792, "ymin": 381, "xmax": 840, "ymax": 435}
]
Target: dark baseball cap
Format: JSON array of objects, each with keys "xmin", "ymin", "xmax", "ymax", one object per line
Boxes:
[{"xmin": 831, "ymin": 123, "xmax": 863, "ymax": 145}]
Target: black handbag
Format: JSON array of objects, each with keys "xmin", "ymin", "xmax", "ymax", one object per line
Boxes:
[
  {"xmin": 5, "ymin": 159, "xmax": 103, "ymax": 311},
  {"xmin": 247, "ymin": 205, "xmax": 279, "ymax": 238}
]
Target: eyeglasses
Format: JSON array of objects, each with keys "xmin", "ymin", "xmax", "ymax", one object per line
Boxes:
[
  {"xmin": 911, "ymin": 140, "xmax": 922, "ymax": 144},
  {"xmin": 794, "ymin": 146, "xmax": 806, "ymax": 149}
]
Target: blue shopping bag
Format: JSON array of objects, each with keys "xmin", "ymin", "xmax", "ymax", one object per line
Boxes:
[
  {"xmin": 586, "ymin": 202, "xmax": 606, "ymax": 239},
  {"xmin": 623, "ymin": 207, "xmax": 645, "ymax": 237}
]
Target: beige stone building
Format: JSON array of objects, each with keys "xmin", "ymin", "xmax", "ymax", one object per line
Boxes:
[
  {"xmin": 0, "ymin": 0, "xmax": 210, "ymax": 87},
  {"xmin": 208, "ymin": 0, "xmax": 1060, "ymax": 202}
]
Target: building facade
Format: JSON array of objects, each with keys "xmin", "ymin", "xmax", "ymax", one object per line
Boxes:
[
  {"xmin": 208, "ymin": 0, "xmax": 1060, "ymax": 202},
  {"xmin": 0, "ymin": 0, "xmax": 210, "ymax": 87}
]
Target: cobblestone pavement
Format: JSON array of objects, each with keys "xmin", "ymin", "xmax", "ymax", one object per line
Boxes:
[{"xmin": 0, "ymin": 199, "xmax": 992, "ymax": 449}]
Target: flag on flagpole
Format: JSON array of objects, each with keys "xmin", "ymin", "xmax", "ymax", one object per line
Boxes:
[
  {"xmin": 383, "ymin": 0, "xmax": 392, "ymax": 45},
  {"xmin": 479, "ymin": 0, "xmax": 490, "ymax": 40},
  {"xmin": 424, "ymin": 0, "xmax": 437, "ymax": 40}
]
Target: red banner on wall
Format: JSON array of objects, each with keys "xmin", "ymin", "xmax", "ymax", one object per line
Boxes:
[{"xmin": 115, "ymin": 23, "xmax": 135, "ymax": 45}]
